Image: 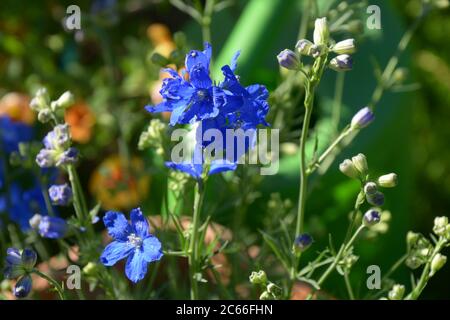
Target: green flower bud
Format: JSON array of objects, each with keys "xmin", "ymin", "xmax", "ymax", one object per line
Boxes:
[
  {"xmin": 249, "ymin": 270, "xmax": 267, "ymax": 285},
  {"xmin": 339, "ymin": 159, "xmax": 359, "ymax": 179},
  {"xmin": 30, "ymin": 88, "xmax": 50, "ymax": 111},
  {"xmin": 313, "ymin": 17, "xmax": 330, "ymax": 46},
  {"xmin": 259, "ymin": 291, "xmax": 272, "ymax": 300},
  {"xmin": 433, "ymin": 216, "xmax": 449, "ymax": 237},
  {"xmin": 351, "ymin": 153, "xmax": 368, "ymax": 176},
  {"xmin": 83, "ymin": 262, "xmax": 100, "ymax": 277},
  {"xmin": 331, "ymin": 39, "xmax": 356, "ymax": 54},
  {"xmin": 377, "ymin": 173, "xmax": 398, "ymax": 188},
  {"xmin": 388, "ymin": 284, "xmax": 405, "ymax": 300},
  {"xmin": 406, "ymin": 231, "xmax": 420, "ymax": 247},
  {"xmin": 430, "ymin": 253, "xmax": 447, "ymax": 277}
]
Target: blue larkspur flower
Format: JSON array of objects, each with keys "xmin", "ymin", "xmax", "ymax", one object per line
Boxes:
[
  {"xmin": 100, "ymin": 208, "xmax": 163, "ymax": 283},
  {"xmin": 4, "ymin": 247, "xmax": 37, "ymax": 298},
  {"xmin": 146, "ymin": 43, "xmax": 221, "ymax": 125},
  {"xmin": 36, "ymin": 124, "xmax": 78, "ymax": 168}
]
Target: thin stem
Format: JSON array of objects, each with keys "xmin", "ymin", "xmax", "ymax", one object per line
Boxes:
[
  {"xmin": 188, "ymin": 180, "xmax": 205, "ymax": 300},
  {"xmin": 201, "ymin": 0, "xmax": 215, "ymax": 44},
  {"xmin": 32, "ymin": 269, "xmax": 66, "ymax": 300},
  {"xmin": 331, "ymin": 72, "xmax": 345, "ymax": 137},
  {"xmin": 344, "ymin": 271, "xmax": 355, "ymax": 300}
]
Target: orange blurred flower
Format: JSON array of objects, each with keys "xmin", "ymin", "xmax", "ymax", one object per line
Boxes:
[
  {"xmin": 0, "ymin": 92, "xmax": 34, "ymax": 124},
  {"xmin": 64, "ymin": 101, "xmax": 95, "ymax": 144},
  {"xmin": 147, "ymin": 23, "xmax": 172, "ymax": 45},
  {"xmin": 89, "ymin": 155, "xmax": 150, "ymax": 211}
]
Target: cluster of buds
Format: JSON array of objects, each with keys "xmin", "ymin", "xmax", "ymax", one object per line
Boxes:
[
  {"xmin": 30, "ymin": 88, "xmax": 74, "ymax": 123},
  {"xmin": 405, "ymin": 232, "xmax": 434, "ymax": 269},
  {"xmin": 249, "ymin": 270, "xmax": 283, "ymax": 300},
  {"xmin": 138, "ymin": 119, "xmax": 167, "ymax": 155},
  {"xmin": 340, "ymin": 153, "xmax": 398, "ymax": 208},
  {"xmin": 35, "ymin": 124, "xmax": 78, "ymax": 168},
  {"xmin": 3, "ymin": 248, "xmax": 37, "ymax": 298}
]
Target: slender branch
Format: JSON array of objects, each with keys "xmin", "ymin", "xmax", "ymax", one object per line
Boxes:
[{"xmin": 32, "ymin": 269, "xmax": 66, "ymax": 300}]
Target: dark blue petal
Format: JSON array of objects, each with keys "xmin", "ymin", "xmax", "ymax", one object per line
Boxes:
[
  {"xmin": 185, "ymin": 42, "xmax": 212, "ymax": 72},
  {"xmin": 125, "ymin": 249, "xmax": 148, "ymax": 283},
  {"xmin": 189, "ymin": 65, "xmax": 212, "ymax": 89},
  {"xmin": 6, "ymin": 248, "xmax": 22, "ymax": 265},
  {"xmin": 14, "ymin": 274, "xmax": 32, "ymax": 298},
  {"xmin": 130, "ymin": 208, "xmax": 149, "ymax": 239},
  {"xmin": 165, "ymin": 162, "xmax": 203, "ymax": 179},
  {"xmin": 209, "ymin": 160, "xmax": 238, "ymax": 175},
  {"xmin": 103, "ymin": 211, "xmax": 131, "ymax": 241},
  {"xmin": 142, "ymin": 236, "xmax": 163, "ymax": 263},
  {"xmin": 100, "ymin": 240, "xmax": 133, "ymax": 266}
]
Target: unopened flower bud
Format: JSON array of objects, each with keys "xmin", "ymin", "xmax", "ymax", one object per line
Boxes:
[
  {"xmin": 363, "ymin": 209, "xmax": 381, "ymax": 227},
  {"xmin": 83, "ymin": 262, "xmax": 100, "ymax": 276},
  {"xmin": 351, "ymin": 153, "xmax": 368, "ymax": 176},
  {"xmin": 293, "ymin": 234, "xmax": 313, "ymax": 254},
  {"xmin": 249, "ymin": 270, "xmax": 267, "ymax": 285},
  {"xmin": 30, "ymin": 88, "xmax": 50, "ymax": 111},
  {"xmin": 388, "ymin": 284, "xmax": 405, "ymax": 300},
  {"xmin": 433, "ymin": 216, "xmax": 448, "ymax": 237},
  {"xmin": 339, "ymin": 159, "xmax": 359, "ymax": 179},
  {"xmin": 332, "ymin": 39, "xmax": 356, "ymax": 54},
  {"xmin": 14, "ymin": 274, "xmax": 32, "ymax": 298},
  {"xmin": 52, "ymin": 91, "xmax": 74, "ymax": 111},
  {"xmin": 377, "ymin": 173, "xmax": 398, "ymax": 188},
  {"xmin": 37, "ymin": 109, "xmax": 52, "ymax": 123},
  {"xmin": 277, "ymin": 49, "xmax": 300, "ymax": 70},
  {"xmin": 259, "ymin": 291, "xmax": 271, "ymax": 300},
  {"xmin": 313, "ymin": 17, "xmax": 329, "ymax": 45},
  {"xmin": 21, "ymin": 248, "xmax": 37, "ymax": 271},
  {"xmin": 406, "ymin": 231, "xmax": 420, "ymax": 247},
  {"xmin": 430, "ymin": 254, "xmax": 447, "ymax": 277},
  {"xmin": 295, "ymin": 39, "xmax": 314, "ymax": 55},
  {"xmin": 329, "ymin": 54, "xmax": 353, "ymax": 71},
  {"xmin": 364, "ymin": 182, "xmax": 378, "ymax": 195},
  {"xmin": 351, "ymin": 107, "xmax": 374, "ymax": 129},
  {"xmin": 366, "ymin": 191, "xmax": 385, "ymax": 207}
]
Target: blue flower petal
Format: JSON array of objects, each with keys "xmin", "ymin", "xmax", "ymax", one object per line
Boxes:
[
  {"xmin": 130, "ymin": 208, "xmax": 149, "ymax": 239},
  {"xmin": 100, "ymin": 240, "xmax": 133, "ymax": 266},
  {"xmin": 103, "ymin": 211, "xmax": 131, "ymax": 241},
  {"xmin": 125, "ymin": 249, "xmax": 148, "ymax": 283},
  {"xmin": 189, "ymin": 65, "xmax": 212, "ymax": 89},
  {"xmin": 185, "ymin": 42, "xmax": 212, "ymax": 72},
  {"xmin": 230, "ymin": 50, "xmax": 241, "ymax": 72},
  {"xmin": 165, "ymin": 162, "xmax": 203, "ymax": 179},
  {"xmin": 142, "ymin": 236, "xmax": 163, "ymax": 263},
  {"xmin": 209, "ymin": 160, "xmax": 238, "ymax": 175},
  {"xmin": 6, "ymin": 248, "xmax": 22, "ymax": 265}
]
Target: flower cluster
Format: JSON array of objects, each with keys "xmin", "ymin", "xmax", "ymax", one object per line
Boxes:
[
  {"xmin": 100, "ymin": 208, "xmax": 163, "ymax": 283},
  {"xmin": 277, "ymin": 17, "xmax": 356, "ymax": 72},
  {"xmin": 35, "ymin": 124, "xmax": 78, "ymax": 168},
  {"xmin": 3, "ymin": 248, "xmax": 37, "ymax": 298},
  {"xmin": 249, "ymin": 270, "xmax": 282, "ymax": 300},
  {"xmin": 145, "ymin": 43, "xmax": 269, "ymax": 179},
  {"xmin": 30, "ymin": 88, "xmax": 74, "ymax": 124}
]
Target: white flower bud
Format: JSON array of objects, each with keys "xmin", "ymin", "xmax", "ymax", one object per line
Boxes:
[
  {"xmin": 351, "ymin": 153, "xmax": 368, "ymax": 176},
  {"xmin": 52, "ymin": 91, "xmax": 75, "ymax": 111},
  {"xmin": 433, "ymin": 216, "xmax": 448, "ymax": 237},
  {"xmin": 332, "ymin": 38, "xmax": 356, "ymax": 54},
  {"xmin": 37, "ymin": 109, "xmax": 52, "ymax": 123},
  {"xmin": 388, "ymin": 284, "xmax": 405, "ymax": 300},
  {"xmin": 313, "ymin": 17, "xmax": 330, "ymax": 46},
  {"xmin": 430, "ymin": 253, "xmax": 447, "ymax": 277},
  {"xmin": 339, "ymin": 159, "xmax": 359, "ymax": 179},
  {"xmin": 377, "ymin": 173, "xmax": 398, "ymax": 188}
]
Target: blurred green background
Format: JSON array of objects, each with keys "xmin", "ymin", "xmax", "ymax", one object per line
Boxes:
[{"xmin": 0, "ymin": 0, "xmax": 449, "ymax": 299}]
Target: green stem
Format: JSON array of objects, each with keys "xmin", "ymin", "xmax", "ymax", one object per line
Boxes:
[
  {"xmin": 201, "ymin": 0, "xmax": 215, "ymax": 44},
  {"xmin": 32, "ymin": 269, "xmax": 66, "ymax": 300},
  {"xmin": 405, "ymin": 239, "xmax": 445, "ymax": 300},
  {"xmin": 331, "ymin": 72, "xmax": 345, "ymax": 137},
  {"xmin": 67, "ymin": 164, "xmax": 92, "ymax": 237},
  {"xmin": 188, "ymin": 181, "xmax": 205, "ymax": 300},
  {"xmin": 344, "ymin": 271, "xmax": 355, "ymax": 300}
]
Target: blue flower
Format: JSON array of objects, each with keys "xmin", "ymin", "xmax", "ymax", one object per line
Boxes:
[
  {"xmin": 146, "ymin": 43, "xmax": 222, "ymax": 125},
  {"xmin": 36, "ymin": 124, "xmax": 78, "ymax": 168},
  {"xmin": 36, "ymin": 215, "xmax": 68, "ymax": 239},
  {"xmin": 100, "ymin": 208, "xmax": 163, "ymax": 283},
  {"xmin": 48, "ymin": 184, "xmax": 72, "ymax": 206},
  {"xmin": 4, "ymin": 247, "xmax": 37, "ymax": 298},
  {"xmin": 165, "ymin": 159, "xmax": 237, "ymax": 180},
  {"xmin": 293, "ymin": 234, "xmax": 314, "ymax": 253},
  {"xmin": 0, "ymin": 116, "xmax": 33, "ymax": 154}
]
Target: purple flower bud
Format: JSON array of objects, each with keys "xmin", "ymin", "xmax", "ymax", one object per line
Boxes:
[
  {"xmin": 48, "ymin": 184, "xmax": 73, "ymax": 206},
  {"xmin": 351, "ymin": 107, "xmax": 375, "ymax": 129},
  {"xmin": 329, "ymin": 54, "xmax": 353, "ymax": 71},
  {"xmin": 366, "ymin": 191, "xmax": 385, "ymax": 207},
  {"xmin": 38, "ymin": 216, "xmax": 68, "ymax": 239},
  {"xmin": 277, "ymin": 49, "xmax": 300, "ymax": 70},
  {"xmin": 14, "ymin": 274, "xmax": 32, "ymax": 298},
  {"xmin": 21, "ymin": 248, "xmax": 37, "ymax": 270},
  {"xmin": 293, "ymin": 233, "xmax": 313, "ymax": 253},
  {"xmin": 363, "ymin": 209, "xmax": 381, "ymax": 227}
]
